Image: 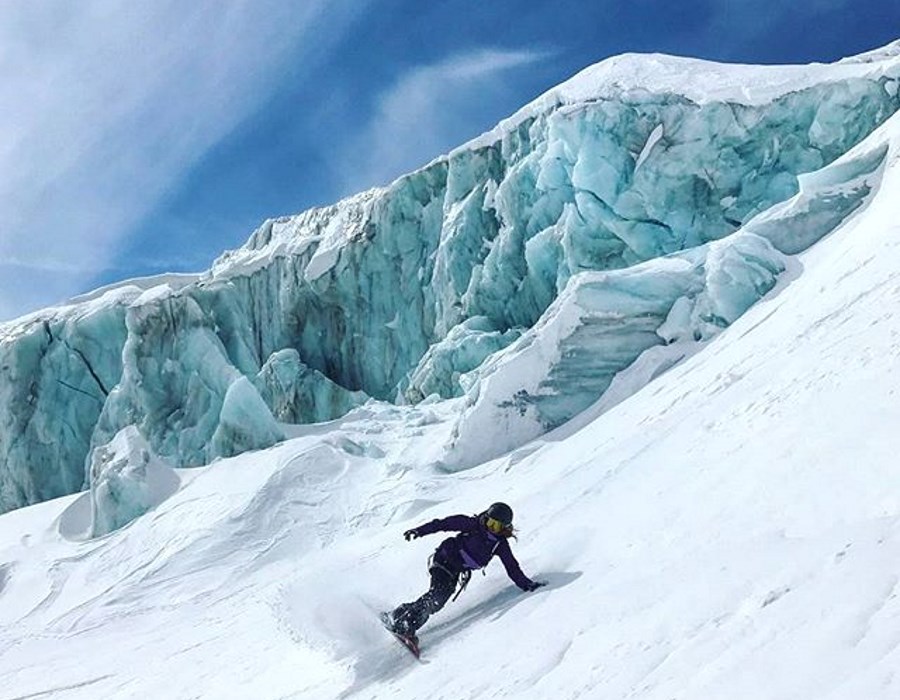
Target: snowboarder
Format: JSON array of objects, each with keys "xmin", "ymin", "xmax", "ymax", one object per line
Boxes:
[{"xmin": 383, "ymin": 502, "xmax": 545, "ymax": 648}]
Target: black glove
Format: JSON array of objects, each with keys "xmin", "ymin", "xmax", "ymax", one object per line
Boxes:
[
  {"xmin": 404, "ymin": 529, "xmax": 419, "ymax": 541},
  {"xmin": 524, "ymin": 580, "xmax": 546, "ymax": 592}
]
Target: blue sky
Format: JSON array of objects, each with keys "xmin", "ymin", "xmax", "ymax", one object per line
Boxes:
[{"xmin": 1, "ymin": 0, "xmax": 898, "ymax": 320}]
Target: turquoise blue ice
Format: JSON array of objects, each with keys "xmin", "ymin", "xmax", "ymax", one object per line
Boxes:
[{"xmin": 0, "ymin": 52, "xmax": 898, "ymax": 514}]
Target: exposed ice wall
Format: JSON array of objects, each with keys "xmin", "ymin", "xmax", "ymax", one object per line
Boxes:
[
  {"xmin": 88, "ymin": 425, "xmax": 179, "ymax": 538},
  {"xmin": 0, "ymin": 301, "xmax": 127, "ymax": 510},
  {"xmin": 445, "ymin": 232, "xmax": 789, "ymax": 468},
  {"xmin": 1, "ymin": 48, "xmax": 899, "ymax": 512},
  {"xmin": 445, "ymin": 110, "xmax": 896, "ymax": 467}
]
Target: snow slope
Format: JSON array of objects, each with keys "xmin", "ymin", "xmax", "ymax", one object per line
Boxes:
[{"xmin": 3, "ymin": 87, "xmax": 900, "ymax": 700}]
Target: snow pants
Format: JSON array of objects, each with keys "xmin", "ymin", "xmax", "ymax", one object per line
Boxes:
[{"xmin": 391, "ymin": 561, "xmax": 460, "ymax": 636}]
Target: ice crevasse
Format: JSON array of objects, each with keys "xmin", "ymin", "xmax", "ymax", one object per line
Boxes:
[{"xmin": 1, "ymin": 44, "xmax": 899, "ymax": 511}]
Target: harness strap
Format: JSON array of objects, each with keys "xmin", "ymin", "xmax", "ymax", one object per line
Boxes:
[
  {"xmin": 429, "ymin": 554, "xmax": 471, "ymax": 603},
  {"xmin": 452, "ymin": 570, "xmax": 472, "ymax": 602},
  {"xmin": 428, "ymin": 555, "xmax": 456, "ymax": 578}
]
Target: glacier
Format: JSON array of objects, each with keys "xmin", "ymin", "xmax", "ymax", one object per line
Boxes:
[
  {"xmin": 1, "ymin": 46, "xmax": 900, "ymax": 512},
  {"xmin": 446, "ymin": 111, "xmax": 893, "ymax": 466},
  {"xmin": 445, "ymin": 231, "xmax": 789, "ymax": 468}
]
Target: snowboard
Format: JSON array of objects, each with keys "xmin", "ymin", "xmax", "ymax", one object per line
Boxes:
[{"xmin": 379, "ymin": 612, "xmax": 421, "ymax": 659}]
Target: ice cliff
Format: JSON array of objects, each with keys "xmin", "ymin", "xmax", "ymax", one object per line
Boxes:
[{"xmin": 2, "ymin": 44, "xmax": 900, "ymax": 512}]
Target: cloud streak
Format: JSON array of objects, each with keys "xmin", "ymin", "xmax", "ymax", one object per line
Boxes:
[
  {"xmin": 339, "ymin": 48, "xmax": 550, "ymax": 195},
  {"xmin": 0, "ymin": 0, "xmax": 368, "ymax": 320}
]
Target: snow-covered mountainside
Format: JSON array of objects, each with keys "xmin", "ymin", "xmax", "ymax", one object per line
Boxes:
[
  {"xmin": 3, "ymin": 45, "xmax": 900, "ymax": 513},
  {"xmin": 2, "ymin": 96, "xmax": 900, "ymax": 700},
  {"xmin": 2, "ymin": 43, "xmax": 900, "ymax": 698}
]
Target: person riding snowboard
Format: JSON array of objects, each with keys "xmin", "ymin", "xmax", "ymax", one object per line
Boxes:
[{"xmin": 384, "ymin": 502, "xmax": 544, "ymax": 644}]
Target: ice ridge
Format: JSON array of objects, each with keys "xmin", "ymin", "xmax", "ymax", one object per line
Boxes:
[{"xmin": 1, "ymin": 45, "xmax": 899, "ymax": 512}]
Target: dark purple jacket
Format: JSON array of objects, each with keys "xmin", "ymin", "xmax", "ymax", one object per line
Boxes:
[{"xmin": 411, "ymin": 514, "xmax": 535, "ymax": 591}]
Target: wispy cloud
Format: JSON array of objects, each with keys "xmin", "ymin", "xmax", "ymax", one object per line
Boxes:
[
  {"xmin": 339, "ymin": 48, "xmax": 550, "ymax": 195},
  {"xmin": 0, "ymin": 0, "xmax": 369, "ymax": 320}
]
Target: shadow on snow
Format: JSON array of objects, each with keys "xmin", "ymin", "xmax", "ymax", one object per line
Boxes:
[{"xmin": 339, "ymin": 571, "xmax": 582, "ymax": 699}]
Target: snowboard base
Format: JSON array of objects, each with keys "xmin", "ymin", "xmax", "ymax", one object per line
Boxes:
[{"xmin": 379, "ymin": 612, "xmax": 421, "ymax": 659}]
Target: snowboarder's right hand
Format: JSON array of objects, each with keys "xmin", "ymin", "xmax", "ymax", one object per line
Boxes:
[{"xmin": 404, "ymin": 529, "xmax": 419, "ymax": 541}]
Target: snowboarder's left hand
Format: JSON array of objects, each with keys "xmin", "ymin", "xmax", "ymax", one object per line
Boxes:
[
  {"xmin": 524, "ymin": 580, "xmax": 546, "ymax": 592},
  {"xmin": 404, "ymin": 529, "xmax": 419, "ymax": 541}
]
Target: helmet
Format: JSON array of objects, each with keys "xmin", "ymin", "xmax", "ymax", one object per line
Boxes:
[{"xmin": 484, "ymin": 502, "xmax": 513, "ymax": 527}]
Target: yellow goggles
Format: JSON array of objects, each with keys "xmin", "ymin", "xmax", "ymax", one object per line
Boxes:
[{"xmin": 485, "ymin": 516, "xmax": 507, "ymax": 534}]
